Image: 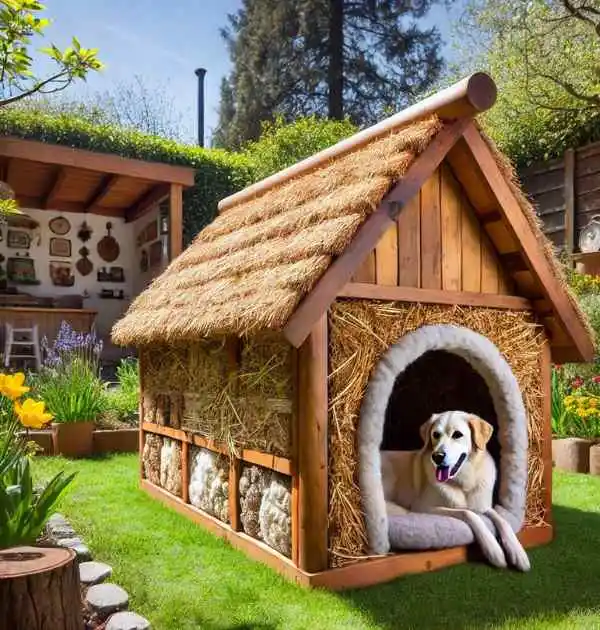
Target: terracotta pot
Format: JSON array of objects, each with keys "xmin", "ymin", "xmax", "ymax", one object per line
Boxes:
[
  {"xmin": 590, "ymin": 443, "xmax": 600, "ymax": 476},
  {"xmin": 51, "ymin": 421, "xmax": 95, "ymax": 458},
  {"xmin": 552, "ymin": 437, "xmax": 593, "ymax": 473}
]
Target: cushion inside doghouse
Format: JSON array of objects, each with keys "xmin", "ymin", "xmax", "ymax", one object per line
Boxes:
[{"xmin": 358, "ymin": 324, "xmax": 528, "ymax": 555}]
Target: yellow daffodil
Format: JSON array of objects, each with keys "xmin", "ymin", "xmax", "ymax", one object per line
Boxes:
[
  {"xmin": 14, "ymin": 398, "xmax": 53, "ymax": 429},
  {"xmin": 0, "ymin": 372, "xmax": 30, "ymax": 400}
]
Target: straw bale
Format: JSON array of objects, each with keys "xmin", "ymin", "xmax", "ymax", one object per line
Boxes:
[
  {"xmin": 188, "ymin": 446, "xmax": 230, "ymax": 523},
  {"xmin": 179, "ymin": 334, "xmax": 294, "ymax": 457},
  {"xmin": 142, "ymin": 433, "xmax": 162, "ymax": 486},
  {"xmin": 328, "ymin": 299, "xmax": 546, "ymax": 568},
  {"xmin": 160, "ymin": 438, "xmax": 182, "ymax": 497},
  {"xmin": 112, "ymin": 117, "xmax": 443, "ymax": 345},
  {"xmin": 239, "ymin": 464, "xmax": 292, "ymax": 558}
]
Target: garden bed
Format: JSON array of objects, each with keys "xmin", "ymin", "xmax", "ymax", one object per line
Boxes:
[{"xmin": 24, "ymin": 428, "xmax": 139, "ymax": 456}]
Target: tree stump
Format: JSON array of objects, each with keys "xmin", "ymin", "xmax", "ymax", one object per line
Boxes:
[{"xmin": 0, "ymin": 545, "xmax": 82, "ymax": 630}]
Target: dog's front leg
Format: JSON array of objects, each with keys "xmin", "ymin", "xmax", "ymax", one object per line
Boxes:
[
  {"xmin": 429, "ymin": 507, "xmax": 507, "ymax": 569},
  {"xmin": 484, "ymin": 509, "xmax": 531, "ymax": 572}
]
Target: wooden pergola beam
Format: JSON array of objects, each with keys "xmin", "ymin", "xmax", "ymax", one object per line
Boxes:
[
  {"xmin": 0, "ymin": 136, "xmax": 195, "ymax": 186},
  {"xmin": 85, "ymin": 174, "xmax": 120, "ymax": 211},
  {"xmin": 169, "ymin": 183, "xmax": 183, "ymax": 259},
  {"xmin": 43, "ymin": 167, "xmax": 69, "ymax": 209},
  {"xmin": 125, "ymin": 184, "xmax": 170, "ymax": 223}
]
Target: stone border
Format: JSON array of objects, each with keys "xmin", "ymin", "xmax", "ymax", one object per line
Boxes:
[{"xmin": 44, "ymin": 513, "xmax": 150, "ymax": 629}]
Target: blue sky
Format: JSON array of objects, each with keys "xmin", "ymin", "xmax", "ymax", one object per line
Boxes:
[{"xmin": 37, "ymin": 1, "xmax": 459, "ymax": 146}]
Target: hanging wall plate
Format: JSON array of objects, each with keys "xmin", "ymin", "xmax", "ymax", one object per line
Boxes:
[
  {"xmin": 49, "ymin": 216, "xmax": 71, "ymax": 235},
  {"xmin": 579, "ymin": 215, "xmax": 600, "ymax": 253},
  {"xmin": 76, "ymin": 246, "xmax": 93, "ymax": 276}
]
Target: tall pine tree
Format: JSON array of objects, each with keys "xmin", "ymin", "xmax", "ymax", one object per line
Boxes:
[{"xmin": 213, "ymin": 0, "xmax": 447, "ymax": 149}]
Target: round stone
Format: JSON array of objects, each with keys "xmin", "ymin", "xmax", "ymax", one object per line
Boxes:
[
  {"xmin": 106, "ymin": 611, "xmax": 151, "ymax": 630},
  {"xmin": 79, "ymin": 561, "xmax": 112, "ymax": 585},
  {"xmin": 85, "ymin": 583, "xmax": 129, "ymax": 618}
]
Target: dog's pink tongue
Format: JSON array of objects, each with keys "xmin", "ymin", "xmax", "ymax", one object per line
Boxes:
[{"xmin": 436, "ymin": 466, "xmax": 450, "ymax": 483}]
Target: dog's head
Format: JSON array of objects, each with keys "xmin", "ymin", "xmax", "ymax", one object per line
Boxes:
[{"xmin": 419, "ymin": 411, "xmax": 494, "ymax": 483}]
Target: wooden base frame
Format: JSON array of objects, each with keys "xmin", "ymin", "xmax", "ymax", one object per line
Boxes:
[{"xmin": 142, "ymin": 479, "xmax": 553, "ymax": 591}]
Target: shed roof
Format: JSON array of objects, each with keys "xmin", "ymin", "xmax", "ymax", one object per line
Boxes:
[{"xmin": 112, "ymin": 74, "xmax": 595, "ymax": 363}]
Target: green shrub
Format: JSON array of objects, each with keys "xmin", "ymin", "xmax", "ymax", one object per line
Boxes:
[
  {"xmin": 243, "ymin": 115, "xmax": 358, "ymax": 181},
  {"xmin": 102, "ymin": 358, "xmax": 139, "ymax": 426},
  {"xmin": 0, "ymin": 105, "xmax": 253, "ymax": 242}
]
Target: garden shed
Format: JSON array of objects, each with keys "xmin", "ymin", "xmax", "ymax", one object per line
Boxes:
[{"xmin": 112, "ymin": 72, "xmax": 595, "ymax": 590}]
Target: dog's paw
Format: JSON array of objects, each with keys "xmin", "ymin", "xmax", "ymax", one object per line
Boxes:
[
  {"xmin": 482, "ymin": 538, "xmax": 507, "ymax": 569},
  {"xmin": 505, "ymin": 543, "xmax": 531, "ymax": 572}
]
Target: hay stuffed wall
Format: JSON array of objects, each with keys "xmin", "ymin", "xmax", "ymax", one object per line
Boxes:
[
  {"xmin": 327, "ymin": 299, "xmax": 546, "ymax": 568},
  {"xmin": 139, "ymin": 332, "xmax": 295, "ymax": 558}
]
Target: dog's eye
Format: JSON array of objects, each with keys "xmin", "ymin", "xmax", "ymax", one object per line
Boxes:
[
  {"xmin": 452, "ymin": 431, "xmax": 463, "ymax": 439},
  {"xmin": 432, "ymin": 431, "xmax": 441, "ymax": 440}
]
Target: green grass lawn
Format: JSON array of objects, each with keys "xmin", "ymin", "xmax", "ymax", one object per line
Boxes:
[{"xmin": 34, "ymin": 455, "xmax": 600, "ymax": 630}]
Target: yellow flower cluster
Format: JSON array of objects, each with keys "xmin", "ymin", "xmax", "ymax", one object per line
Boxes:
[
  {"xmin": 0, "ymin": 372, "xmax": 53, "ymax": 429},
  {"xmin": 564, "ymin": 394, "xmax": 600, "ymax": 419}
]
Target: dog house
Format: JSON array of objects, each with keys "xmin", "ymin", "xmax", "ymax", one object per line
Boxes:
[{"xmin": 112, "ymin": 73, "xmax": 595, "ymax": 590}]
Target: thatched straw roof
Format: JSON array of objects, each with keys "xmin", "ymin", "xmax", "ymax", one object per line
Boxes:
[
  {"xmin": 112, "ymin": 103, "xmax": 593, "ymax": 359},
  {"xmin": 112, "ymin": 116, "xmax": 444, "ymax": 345}
]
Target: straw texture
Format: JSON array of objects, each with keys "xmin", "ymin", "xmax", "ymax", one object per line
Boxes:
[
  {"xmin": 327, "ymin": 299, "xmax": 547, "ymax": 568},
  {"xmin": 111, "ymin": 117, "xmax": 442, "ymax": 345}
]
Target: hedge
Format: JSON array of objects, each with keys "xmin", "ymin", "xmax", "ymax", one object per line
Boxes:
[{"xmin": 0, "ymin": 107, "xmax": 253, "ymax": 244}]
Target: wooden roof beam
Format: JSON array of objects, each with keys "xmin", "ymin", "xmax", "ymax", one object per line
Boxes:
[
  {"xmin": 461, "ymin": 123, "xmax": 595, "ymax": 362},
  {"xmin": 125, "ymin": 183, "xmax": 170, "ymax": 223},
  {"xmin": 218, "ymin": 73, "xmax": 497, "ymax": 213},
  {"xmin": 43, "ymin": 167, "xmax": 69, "ymax": 209},
  {"xmin": 0, "ymin": 137, "xmax": 195, "ymax": 186},
  {"xmin": 85, "ymin": 174, "xmax": 120, "ymax": 212},
  {"xmin": 283, "ymin": 117, "xmax": 472, "ymax": 348}
]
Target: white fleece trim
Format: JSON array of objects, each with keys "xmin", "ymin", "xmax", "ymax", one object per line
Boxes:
[{"xmin": 358, "ymin": 324, "xmax": 529, "ymax": 555}]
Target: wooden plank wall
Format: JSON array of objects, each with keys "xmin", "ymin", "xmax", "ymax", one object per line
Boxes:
[
  {"xmin": 351, "ymin": 164, "xmax": 512, "ymax": 294},
  {"xmin": 520, "ymin": 138, "xmax": 600, "ymax": 253}
]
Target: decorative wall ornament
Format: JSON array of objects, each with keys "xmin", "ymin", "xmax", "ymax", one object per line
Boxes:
[
  {"xmin": 97, "ymin": 221, "xmax": 120, "ymax": 262},
  {"xmin": 149, "ymin": 240, "xmax": 163, "ymax": 268},
  {"xmin": 7, "ymin": 229, "xmax": 30, "ymax": 249},
  {"xmin": 49, "ymin": 237, "xmax": 71, "ymax": 258},
  {"xmin": 7, "ymin": 257, "xmax": 37, "ymax": 284},
  {"xmin": 49, "ymin": 261, "xmax": 75, "ymax": 287},
  {"xmin": 140, "ymin": 248, "xmax": 148, "ymax": 272},
  {"xmin": 76, "ymin": 246, "xmax": 93, "ymax": 276},
  {"xmin": 49, "ymin": 216, "xmax": 71, "ymax": 235},
  {"xmin": 77, "ymin": 220, "xmax": 93, "ymax": 242}
]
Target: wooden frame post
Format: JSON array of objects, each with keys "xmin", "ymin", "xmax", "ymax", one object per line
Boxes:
[
  {"xmin": 540, "ymin": 337, "xmax": 554, "ymax": 532},
  {"xmin": 169, "ymin": 183, "xmax": 183, "ymax": 260},
  {"xmin": 297, "ymin": 314, "xmax": 329, "ymax": 572}
]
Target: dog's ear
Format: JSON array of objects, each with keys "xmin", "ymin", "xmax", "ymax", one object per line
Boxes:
[
  {"xmin": 468, "ymin": 415, "xmax": 494, "ymax": 450},
  {"xmin": 419, "ymin": 415, "xmax": 437, "ymax": 450}
]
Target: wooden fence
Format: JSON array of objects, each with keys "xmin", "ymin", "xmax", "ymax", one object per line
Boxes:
[{"xmin": 520, "ymin": 139, "xmax": 600, "ymax": 270}]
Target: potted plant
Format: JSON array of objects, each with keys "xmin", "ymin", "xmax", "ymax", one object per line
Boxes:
[
  {"xmin": 34, "ymin": 322, "xmax": 105, "ymax": 458},
  {"xmin": 552, "ymin": 367, "xmax": 600, "ymax": 473}
]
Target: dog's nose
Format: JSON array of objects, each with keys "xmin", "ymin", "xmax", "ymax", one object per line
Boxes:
[{"xmin": 432, "ymin": 451, "xmax": 446, "ymax": 466}]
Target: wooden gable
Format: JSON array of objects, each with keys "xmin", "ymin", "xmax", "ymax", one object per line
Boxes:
[{"xmin": 350, "ymin": 163, "xmax": 515, "ymax": 297}]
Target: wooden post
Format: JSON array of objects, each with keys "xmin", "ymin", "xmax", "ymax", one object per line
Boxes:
[
  {"xmin": 138, "ymin": 350, "xmax": 146, "ymax": 483},
  {"xmin": 181, "ymin": 440, "xmax": 190, "ymax": 504},
  {"xmin": 564, "ymin": 148, "xmax": 575, "ymax": 259},
  {"xmin": 229, "ymin": 457, "xmax": 241, "ymax": 530},
  {"xmin": 297, "ymin": 314, "xmax": 328, "ymax": 572},
  {"xmin": 169, "ymin": 183, "xmax": 183, "ymax": 260},
  {"xmin": 0, "ymin": 546, "xmax": 82, "ymax": 630},
  {"xmin": 540, "ymin": 338, "xmax": 554, "ymax": 530}
]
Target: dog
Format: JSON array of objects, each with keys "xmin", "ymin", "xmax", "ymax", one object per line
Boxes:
[{"xmin": 381, "ymin": 410, "xmax": 530, "ymax": 572}]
